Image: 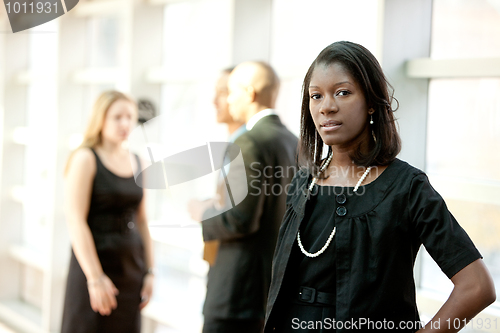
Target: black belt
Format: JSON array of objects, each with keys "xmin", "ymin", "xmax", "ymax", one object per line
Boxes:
[{"xmin": 297, "ymin": 286, "xmax": 335, "ymax": 306}]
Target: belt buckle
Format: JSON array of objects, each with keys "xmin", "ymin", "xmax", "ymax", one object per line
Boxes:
[{"xmin": 298, "ymin": 286, "xmax": 316, "ymax": 304}]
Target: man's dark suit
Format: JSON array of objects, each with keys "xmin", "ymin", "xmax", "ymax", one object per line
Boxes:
[{"xmin": 201, "ymin": 114, "xmax": 298, "ymax": 331}]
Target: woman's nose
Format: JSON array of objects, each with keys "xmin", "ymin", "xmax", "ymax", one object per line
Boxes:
[
  {"xmin": 319, "ymin": 95, "xmax": 338, "ymax": 114},
  {"xmin": 121, "ymin": 118, "xmax": 133, "ymax": 129}
]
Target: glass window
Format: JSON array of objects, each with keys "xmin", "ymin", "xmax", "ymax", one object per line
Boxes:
[
  {"xmin": 431, "ymin": 0, "xmax": 500, "ymax": 59},
  {"xmin": 423, "ymin": 78, "xmax": 500, "ymax": 301},
  {"xmin": 153, "ymin": 0, "xmax": 234, "ymax": 227},
  {"xmin": 149, "ymin": 1, "xmax": 233, "ymax": 330},
  {"xmin": 86, "ymin": 16, "xmax": 123, "ymax": 67},
  {"xmin": 422, "ymin": 0, "xmax": 500, "ymax": 304},
  {"xmin": 270, "ymin": 0, "xmax": 381, "ymax": 136},
  {"xmin": 162, "ymin": 0, "xmax": 233, "ymax": 78},
  {"xmin": 24, "ymin": 21, "xmax": 58, "ymax": 252},
  {"xmin": 85, "ymin": 16, "xmax": 124, "ymax": 111}
]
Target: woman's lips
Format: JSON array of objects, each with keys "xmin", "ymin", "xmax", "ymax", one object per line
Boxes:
[{"xmin": 321, "ymin": 120, "xmax": 342, "ymax": 131}]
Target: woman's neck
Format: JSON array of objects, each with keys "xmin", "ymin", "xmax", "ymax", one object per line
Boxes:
[
  {"xmin": 97, "ymin": 140, "xmax": 125, "ymax": 155},
  {"xmin": 328, "ymin": 148, "xmax": 353, "ymax": 169},
  {"xmin": 328, "ymin": 129, "xmax": 372, "ymax": 169}
]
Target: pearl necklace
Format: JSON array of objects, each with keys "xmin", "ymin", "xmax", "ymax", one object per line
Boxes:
[{"xmin": 298, "ymin": 153, "xmax": 373, "ymax": 258}]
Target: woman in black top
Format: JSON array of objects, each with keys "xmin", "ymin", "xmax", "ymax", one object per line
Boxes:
[
  {"xmin": 61, "ymin": 91, "xmax": 154, "ymax": 332},
  {"xmin": 264, "ymin": 41, "xmax": 496, "ymax": 332}
]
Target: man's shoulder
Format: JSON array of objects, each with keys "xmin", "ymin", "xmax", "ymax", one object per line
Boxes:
[
  {"xmin": 246, "ymin": 116, "xmax": 297, "ymax": 143},
  {"xmin": 233, "ymin": 129, "xmax": 256, "ymax": 146}
]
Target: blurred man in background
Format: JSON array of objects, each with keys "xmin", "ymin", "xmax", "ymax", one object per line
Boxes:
[
  {"xmin": 201, "ymin": 67, "xmax": 246, "ymax": 267},
  {"xmin": 190, "ymin": 61, "xmax": 298, "ymax": 333}
]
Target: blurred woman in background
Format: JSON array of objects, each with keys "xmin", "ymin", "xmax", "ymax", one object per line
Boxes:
[{"xmin": 61, "ymin": 90, "xmax": 154, "ymax": 333}]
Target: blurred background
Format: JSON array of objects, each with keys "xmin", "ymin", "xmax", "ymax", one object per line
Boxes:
[{"xmin": 0, "ymin": 0, "xmax": 499, "ymax": 332}]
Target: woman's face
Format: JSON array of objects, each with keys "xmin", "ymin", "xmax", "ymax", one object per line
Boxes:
[
  {"xmin": 101, "ymin": 99, "xmax": 137, "ymax": 145},
  {"xmin": 308, "ymin": 62, "xmax": 372, "ymax": 149}
]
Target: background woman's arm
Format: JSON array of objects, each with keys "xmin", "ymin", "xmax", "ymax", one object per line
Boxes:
[
  {"xmin": 135, "ymin": 189, "xmax": 154, "ymax": 310},
  {"xmin": 417, "ymin": 259, "xmax": 496, "ymax": 333},
  {"xmin": 64, "ymin": 148, "xmax": 119, "ymax": 316}
]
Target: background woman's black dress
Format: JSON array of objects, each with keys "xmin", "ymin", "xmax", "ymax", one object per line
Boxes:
[{"xmin": 61, "ymin": 149, "xmax": 145, "ymax": 333}]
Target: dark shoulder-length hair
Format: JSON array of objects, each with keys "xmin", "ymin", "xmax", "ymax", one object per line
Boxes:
[{"xmin": 299, "ymin": 41, "xmax": 401, "ymax": 172}]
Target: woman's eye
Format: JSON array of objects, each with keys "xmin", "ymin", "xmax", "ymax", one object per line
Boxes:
[
  {"xmin": 337, "ymin": 90, "xmax": 350, "ymax": 96},
  {"xmin": 310, "ymin": 94, "xmax": 321, "ymax": 100}
]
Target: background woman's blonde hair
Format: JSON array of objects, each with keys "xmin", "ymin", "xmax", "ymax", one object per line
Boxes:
[{"xmin": 64, "ymin": 90, "xmax": 136, "ymax": 175}]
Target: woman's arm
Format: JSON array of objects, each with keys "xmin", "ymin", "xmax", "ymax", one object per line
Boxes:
[
  {"xmin": 64, "ymin": 148, "xmax": 119, "ymax": 316},
  {"xmin": 135, "ymin": 189, "xmax": 154, "ymax": 310},
  {"xmin": 417, "ymin": 259, "xmax": 496, "ymax": 333}
]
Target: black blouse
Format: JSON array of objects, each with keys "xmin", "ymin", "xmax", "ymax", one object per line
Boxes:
[
  {"xmin": 289, "ymin": 187, "xmax": 338, "ymax": 294},
  {"xmin": 264, "ymin": 159, "xmax": 482, "ymax": 333}
]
